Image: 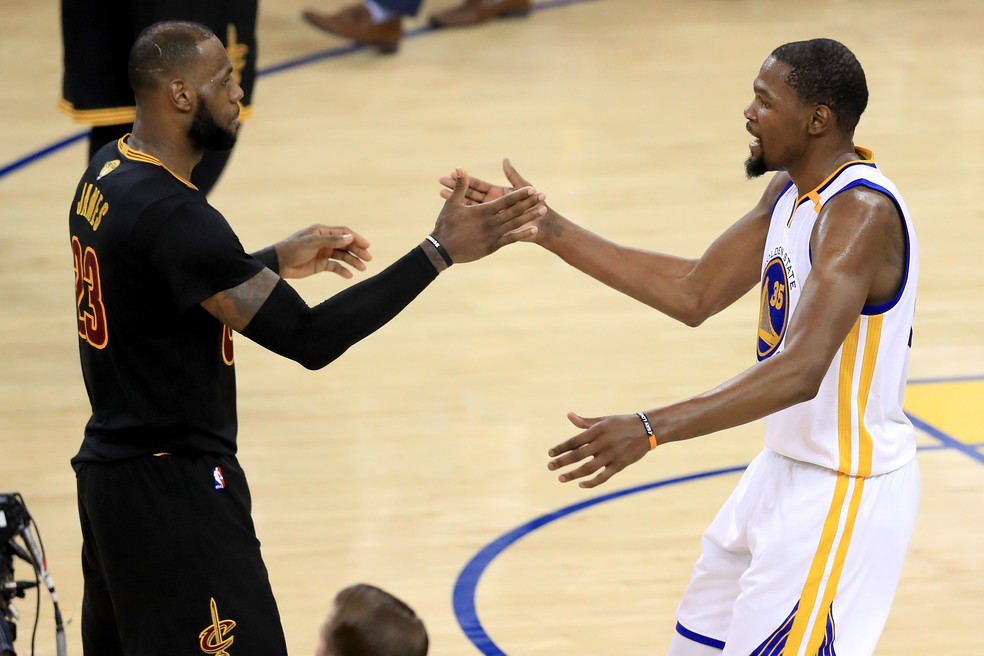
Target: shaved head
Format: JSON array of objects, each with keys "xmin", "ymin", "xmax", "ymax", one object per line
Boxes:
[{"xmin": 128, "ymin": 21, "xmax": 217, "ymax": 99}]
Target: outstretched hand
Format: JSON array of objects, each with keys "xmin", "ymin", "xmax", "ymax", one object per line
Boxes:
[
  {"xmin": 274, "ymin": 225, "xmax": 372, "ymax": 280},
  {"xmin": 431, "ymin": 168, "xmax": 546, "ymax": 264},
  {"xmin": 438, "ymin": 158, "xmax": 533, "ymax": 205},
  {"xmin": 547, "ymin": 411, "xmax": 653, "ymax": 488}
]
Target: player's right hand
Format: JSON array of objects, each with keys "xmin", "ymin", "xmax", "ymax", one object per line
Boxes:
[{"xmin": 430, "ymin": 168, "xmax": 545, "ymax": 264}]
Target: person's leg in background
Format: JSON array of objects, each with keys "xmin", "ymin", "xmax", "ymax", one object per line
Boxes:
[
  {"xmin": 302, "ymin": 0, "xmax": 532, "ymax": 53},
  {"xmin": 302, "ymin": 0, "xmax": 423, "ymax": 53},
  {"xmin": 429, "ymin": 0, "xmax": 531, "ymax": 28}
]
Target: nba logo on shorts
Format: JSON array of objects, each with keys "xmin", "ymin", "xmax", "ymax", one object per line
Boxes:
[{"xmin": 213, "ymin": 466, "xmax": 226, "ymax": 490}]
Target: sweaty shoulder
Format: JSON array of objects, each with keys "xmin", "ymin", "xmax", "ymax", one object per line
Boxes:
[
  {"xmin": 820, "ymin": 185, "xmax": 901, "ymax": 233},
  {"xmin": 813, "ymin": 186, "xmax": 906, "ymax": 306}
]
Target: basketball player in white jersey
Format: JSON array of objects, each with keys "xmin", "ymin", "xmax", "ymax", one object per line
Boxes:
[{"xmin": 442, "ymin": 38, "xmax": 918, "ymax": 656}]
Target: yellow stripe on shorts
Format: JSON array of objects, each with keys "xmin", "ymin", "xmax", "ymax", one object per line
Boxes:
[{"xmin": 784, "ymin": 315, "xmax": 883, "ymax": 654}]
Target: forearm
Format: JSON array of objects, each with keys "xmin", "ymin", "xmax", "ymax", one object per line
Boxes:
[
  {"xmin": 242, "ymin": 246, "xmax": 437, "ymax": 369},
  {"xmin": 648, "ymin": 347, "xmax": 824, "ymax": 445},
  {"xmin": 537, "ymin": 211, "xmax": 706, "ymax": 324},
  {"xmin": 651, "ymin": 219, "xmax": 878, "ymax": 447}
]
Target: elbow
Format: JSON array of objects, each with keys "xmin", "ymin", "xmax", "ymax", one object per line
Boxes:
[
  {"xmin": 292, "ymin": 314, "xmax": 349, "ymax": 370},
  {"xmin": 677, "ymin": 296, "xmax": 713, "ymax": 328},
  {"xmin": 681, "ymin": 313, "xmax": 707, "ymax": 328},
  {"xmin": 298, "ymin": 351, "xmax": 342, "ymax": 371},
  {"xmin": 674, "ymin": 272, "xmax": 718, "ymax": 327},
  {"xmin": 785, "ymin": 363, "xmax": 826, "ymax": 404},
  {"xmin": 300, "ymin": 358, "xmax": 326, "ymax": 371},
  {"xmin": 674, "ymin": 277, "xmax": 720, "ymax": 327},
  {"xmin": 635, "ymin": 270, "xmax": 714, "ymax": 327},
  {"xmin": 297, "ymin": 345, "xmax": 346, "ymax": 371},
  {"xmin": 789, "ymin": 378, "xmax": 821, "ymax": 404}
]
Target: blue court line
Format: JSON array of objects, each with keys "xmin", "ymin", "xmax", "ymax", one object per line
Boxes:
[
  {"xmin": 907, "ymin": 412, "xmax": 984, "ymax": 464},
  {"xmin": 453, "ymin": 375, "xmax": 984, "ymax": 654},
  {"xmin": 916, "ymin": 441, "xmax": 984, "ymax": 452},
  {"xmin": 452, "ymin": 466, "xmax": 747, "ymax": 656},
  {"xmin": 0, "ymin": 0, "xmax": 598, "ymax": 182},
  {"xmin": 906, "ymin": 373, "xmax": 984, "ymax": 385},
  {"xmin": 0, "ymin": 131, "xmax": 87, "ymax": 180}
]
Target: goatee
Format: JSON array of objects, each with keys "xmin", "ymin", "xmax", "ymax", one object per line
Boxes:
[{"xmin": 745, "ymin": 153, "xmax": 768, "ymax": 179}]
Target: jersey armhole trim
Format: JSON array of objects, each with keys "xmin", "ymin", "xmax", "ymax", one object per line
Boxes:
[
  {"xmin": 770, "ymin": 180, "xmax": 796, "ymax": 217},
  {"xmin": 832, "ymin": 180, "xmax": 911, "ymax": 315}
]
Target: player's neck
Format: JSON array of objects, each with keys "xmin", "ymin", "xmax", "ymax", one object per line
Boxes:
[
  {"xmin": 128, "ymin": 125, "xmax": 203, "ymax": 181},
  {"xmin": 788, "ymin": 143, "xmax": 859, "ymax": 194}
]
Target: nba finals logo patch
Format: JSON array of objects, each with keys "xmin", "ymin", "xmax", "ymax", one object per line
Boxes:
[
  {"xmin": 97, "ymin": 160, "xmax": 120, "ymax": 180},
  {"xmin": 757, "ymin": 256, "xmax": 789, "ymax": 361},
  {"xmin": 199, "ymin": 597, "xmax": 236, "ymax": 655},
  {"xmin": 213, "ymin": 467, "xmax": 226, "ymax": 490}
]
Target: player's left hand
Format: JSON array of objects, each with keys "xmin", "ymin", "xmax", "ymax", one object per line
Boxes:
[
  {"xmin": 547, "ymin": 411, "xmax": 652, "ymax": 488},
  {"xmin": 274, "ymin": 224, "xmax": 372, "ymax": 279}
]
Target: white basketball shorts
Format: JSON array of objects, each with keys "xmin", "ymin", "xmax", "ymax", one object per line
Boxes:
[{"xmin": 674, "ymin": 447, "xmax": 919, "ymax": 656}]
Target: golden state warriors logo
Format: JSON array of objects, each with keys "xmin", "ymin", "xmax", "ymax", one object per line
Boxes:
[
  {"xmin": 757, "ymin": 257, "xmax": 788, "ymax": 360},
  {"xmin": 199, "ymin": 597, "xmax": 236, "ymax": 655}
]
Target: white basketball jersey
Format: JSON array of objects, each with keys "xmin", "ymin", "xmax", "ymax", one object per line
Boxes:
[{"xmin": 757, "ymin": 148, "xmax": 919, "ymax": 477}]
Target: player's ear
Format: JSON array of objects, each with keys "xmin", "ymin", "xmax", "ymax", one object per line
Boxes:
[
  {"xmin": 808, "ymin": 104, "xmax": 833, "ymax": 136},
  {"xmin": 169, "ymin": 79, "xmax": 195, "ymax": 113}
]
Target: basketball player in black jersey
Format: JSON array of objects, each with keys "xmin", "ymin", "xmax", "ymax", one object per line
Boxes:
[{"xmin": 68, "ymin": 20, "xmax": 545, "ymax": 655}]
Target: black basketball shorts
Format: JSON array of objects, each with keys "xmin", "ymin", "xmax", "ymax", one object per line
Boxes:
[{"xmin": 75, "ymin": 454, "xmax": 287, "ymax": 656}]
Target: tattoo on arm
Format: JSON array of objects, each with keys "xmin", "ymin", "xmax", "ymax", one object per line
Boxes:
[
  {"xmin": 200, "ymin": 268, "xmax": 281, "ymax": 332},
  {"xmin": 540, "ymin": 212, "xmax": 565, "ymax": 238}
]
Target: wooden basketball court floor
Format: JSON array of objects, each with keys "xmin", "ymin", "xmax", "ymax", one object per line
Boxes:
[{"xmin": 2, "ymin": 0, "xmax": 983, "ymax": 653}]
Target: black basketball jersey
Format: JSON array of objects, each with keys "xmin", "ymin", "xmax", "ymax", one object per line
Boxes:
[{"xmin": 69, "ymin": 137, "xmax": 264, "ymax": 464}]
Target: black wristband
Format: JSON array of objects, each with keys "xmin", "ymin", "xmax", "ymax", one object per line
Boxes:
[{"xmin": 425, "ymin": 235, "xmax": 453, "ymax": 267}]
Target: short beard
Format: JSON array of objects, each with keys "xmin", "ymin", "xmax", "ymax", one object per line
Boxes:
[
  {"xmin": 745, "ymin": 153, "xmax": 769, "ymax": 179},
  {"xmin": 189, "ymin": 101, "xmax": 238, "ymax": 152}
]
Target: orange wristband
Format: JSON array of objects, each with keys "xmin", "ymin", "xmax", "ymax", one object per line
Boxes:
[{"xmin": 636, "ymin": 411, "xmax": 657, "ymax": 450}]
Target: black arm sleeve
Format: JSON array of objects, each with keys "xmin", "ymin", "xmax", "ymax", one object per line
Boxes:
[
  {"xmin": 241, "ymin": 246, "xmax": 438, "ymax": 370},
  {"xmin": 251, "ymin": 245, "xmax": 280, "ymax": 275}
]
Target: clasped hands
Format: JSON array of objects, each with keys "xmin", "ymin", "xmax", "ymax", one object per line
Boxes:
[{"xmin": 272, "ymin": 159, "xmax": 642, "ymax": 489}]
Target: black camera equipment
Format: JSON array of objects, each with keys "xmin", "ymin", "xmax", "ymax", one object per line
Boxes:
[{"xmin": 0, "ymin": 493, "xmax": 67, "ymax": 656}]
